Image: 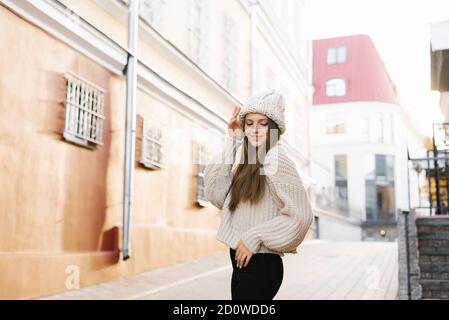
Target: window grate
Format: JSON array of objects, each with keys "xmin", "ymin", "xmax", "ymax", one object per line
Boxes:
[
  {"xmin": 63, "ymin": 72, "xmax": 105, "ymax": 148},
  {"xmin": 140, "ymin": 116, "xmax": 165, "ymax": 169},
  {"xmin": 196, "ymin": 140, "xmax": 212, "ymax": 205}
]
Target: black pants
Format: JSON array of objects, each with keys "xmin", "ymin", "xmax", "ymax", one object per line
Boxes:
[{"xmin": 230, "ymin": 248, "xmax": 283, "ymax": 300}]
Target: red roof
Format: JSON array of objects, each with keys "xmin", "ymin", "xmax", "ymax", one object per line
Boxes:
[{"xmin": 312, "ymin": 34, "xmax": 398, "ymax": 105}]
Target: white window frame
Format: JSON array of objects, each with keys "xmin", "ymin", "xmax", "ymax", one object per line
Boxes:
[
  {"xmin": 327, "ymin": 46, "xmax": 347, "ymax": 64},
  {"xmin": 327, "ymin": 48, "xmax": 337, "ymax": 64},
  {"xmin": 362, "ymin": 112, "xmax": 371, "ymax": 142},
  {"xmin": 326, "ymin": 112, "xmax": 346, "ymax": 135},
  {"xmin": 196, "ymin": 139, "xmax": 213, "ymax": 206},
  {"xmin": 252, "ymin": 48, "xmax": 260, "ymax": 94},
  {"xmin": 266, "ymin": 67, "xmax": 277, "ymax": 90},
  {"xmin": 63, "ymin": 72, "xmax": 105, "ymax": 148},
  {"xmin": 337, "ymin": 47, "xmax": 347, "ymax": 63},
  {"xmin": 334, "ymin": 154, "xmax": 348, "ymax": 201},
  {"xmin": 190, "ymin": 0, "xmax": 209, "ymax": 68},
  {"xmin": 139, "ymin": 0, "xmax": 165, "ymax": 29},
  {"xmin": 326, "ymin": 78, "xmax": 346, "ymax": 97},
  {"xmin": 390, "ymin": 114, "xmax": 395, "ymax": 144},
  {"xmin": 223, "ymin": 14, "xmax": 237, "ymax": 92},
  {"xmin": 375, "ymin": 112, "xmax": 384, "ymax": 143},
  {"xmin": 140, "ymin": 116, "xmax": 165, "ymax": 169}
]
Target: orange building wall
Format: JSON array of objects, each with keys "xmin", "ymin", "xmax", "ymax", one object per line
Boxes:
[{"xmin": 0, "ymin": 6, "xmax": 225, "ymax": 299}]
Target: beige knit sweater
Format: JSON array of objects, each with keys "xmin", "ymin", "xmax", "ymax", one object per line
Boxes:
[{"xmin": 204, "ymin": 136, "xmax": 314, "ymax": 256}]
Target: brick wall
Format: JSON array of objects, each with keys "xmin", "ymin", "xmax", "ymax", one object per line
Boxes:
[{"xmin": 397, "ymin": 208, "xmax": 422, "ymax": 300}]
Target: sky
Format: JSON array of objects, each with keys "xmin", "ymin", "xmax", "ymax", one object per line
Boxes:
[{"xmin": 304, "ymin": 0, "xmax": 449, "ymax": 138}]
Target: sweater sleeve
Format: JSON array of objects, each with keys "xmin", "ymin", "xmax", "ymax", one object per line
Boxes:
[
  {"xmin": 240, "ymin": 146, "xmax": 314, "ymax": 254},
  {"xmin": 204, "ymin": 136, "xmax": 243, "ymax": 210}
]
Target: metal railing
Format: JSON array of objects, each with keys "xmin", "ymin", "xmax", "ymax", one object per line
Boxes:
[
  {"xmin": 408, "ymin": 150, "xmax": 449, "ymax": 217},
  {"xmin": 309, "ymin": 185, "xmax": 362, "ymax": 221}
]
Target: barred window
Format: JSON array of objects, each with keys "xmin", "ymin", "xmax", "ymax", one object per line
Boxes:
[
  {"xmin": 196, "ymin": 140, "xmax": 212, "ymax": 206},
  {"xmin": 63, "ymin": 72, "xmax": 105, "ymax": 148},
  {"xmin": 140, "ymin": 116, "xmax": 164, "ymax": 169}
]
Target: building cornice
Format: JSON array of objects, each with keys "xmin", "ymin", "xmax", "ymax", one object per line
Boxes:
[
  {"xmin": 1, "ymin": 0, "xmax": 128, "ymax": 75},
  {"xmin": 1, "ymin": 0, "xmax": 231, "ymax": 132},
  {"xmin": 254, "ymin": 2, "xmax": 311, "ymax": 97}
]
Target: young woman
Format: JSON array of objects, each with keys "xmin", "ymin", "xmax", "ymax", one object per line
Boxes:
[{"xmin": 204, "ymin": 90, "xmax": 314, "ymax": 300}]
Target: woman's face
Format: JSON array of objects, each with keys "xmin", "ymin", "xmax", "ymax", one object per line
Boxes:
[{"xmin": 244, "ymin": 113, "xmax": 269, "ymax": 147}]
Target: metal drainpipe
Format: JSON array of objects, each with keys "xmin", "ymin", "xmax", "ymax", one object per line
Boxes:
[{"xmin": 123, "ymin": 0, "xmax": 139, "ymax": 261}]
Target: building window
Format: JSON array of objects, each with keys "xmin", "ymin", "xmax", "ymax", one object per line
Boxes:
[
  {"xmin": 364, "ymin": 154, "xmax": 395, "ymax": 222},
  {"xmin": 373, "ymin": 112, "xmax": 384, "ymax": 143},
  {"xmin": 266, "ymin": 67, "xmax": 277, "ymax": 91},
  {"xmin": 325, "ymin": 79, "xmax": 346, "ymax": 96},
  {"xmin": 252, "ymin": 48, "xmax": 260, "ymax": 94},
  {"xmin": 327, "ymin": 47, "xmax": 347, "ymax": 64},
  {"xmin": 362, "ymin": 112, "xmax": 389, "ymax": 144},
  {"xmin": 326, "ymin": 112, "xmax": 345, "ymax": 134},
  {"xmin": 63, "ymin": 72, "xmax": 105, "ymax": 148},
  {"xmin": 140, "ymin": 0, "xmax": 164, "ymax": 29},
  {"xmin": 190, "ymin": 0, "xmax": 208, "ymax": 67},
  {"xmin": 223, "ymin": 14, "xmax": 237, "ymax": 92},
  {"xmin": 362, "ymin": 112, "xmax": 370, "ymax": 142},
  {"xmin": 196, "ymin": 140, "xmax": 212, "ymax": 206},
  {"xmin": 390, "ymin": 114, "xmax": 395, "ymax": 144},
  {"xmin": 140, "ymin": 116, "xmax": 164, "ymax": 169},
  {"xmin": 334, "ymin": 154, "xmax": 348, "ymax": 201}
]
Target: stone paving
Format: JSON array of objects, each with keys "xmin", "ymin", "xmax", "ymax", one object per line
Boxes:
[{"xmin": 40, "ymin": 240, "xmax": 398, "ymax": 300}]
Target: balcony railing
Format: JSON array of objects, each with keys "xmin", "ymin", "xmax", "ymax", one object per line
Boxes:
[{"xmin": 309, "ymin": 185, "xmax": 362, "ymax": 221}]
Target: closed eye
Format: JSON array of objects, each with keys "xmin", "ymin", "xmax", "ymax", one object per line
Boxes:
[{"xmin": 246, "ymin": 121, "xmax": 268, "ymax": 126}]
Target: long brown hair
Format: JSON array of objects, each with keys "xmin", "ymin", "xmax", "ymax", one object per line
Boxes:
[{"xmin": 228, "ymin": 117, "xmax": 280, "ymax": 212}]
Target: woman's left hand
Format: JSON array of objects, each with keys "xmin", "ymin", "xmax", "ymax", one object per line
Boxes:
[{"xmin": 235, "ymin": 240, "xmax": 253, "ymax": 269}]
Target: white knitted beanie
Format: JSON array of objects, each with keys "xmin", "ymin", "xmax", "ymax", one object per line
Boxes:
[{"xmin": 238, "ymin": 89, "xmax": 286, "ymax": 135}]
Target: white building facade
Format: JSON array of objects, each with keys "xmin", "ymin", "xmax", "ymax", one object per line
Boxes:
[{"xmin": 311, "ymin": 35, "xmax": 424, "ymax": 241}]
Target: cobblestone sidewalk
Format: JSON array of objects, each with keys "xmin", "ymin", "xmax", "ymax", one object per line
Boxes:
[{"xmin": 40, "ymin": 240, "xmax": 398, "ymax": 300}]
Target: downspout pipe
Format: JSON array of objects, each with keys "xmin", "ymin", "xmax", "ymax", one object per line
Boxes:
[{"xmin": 123, "ymin": 0, "xmax": 139, "ymax": 261}]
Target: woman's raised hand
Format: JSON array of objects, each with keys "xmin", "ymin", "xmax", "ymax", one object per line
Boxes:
[{"xmin": 228, "ymin": 106, "xmax": 244, "ymax": 140}]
